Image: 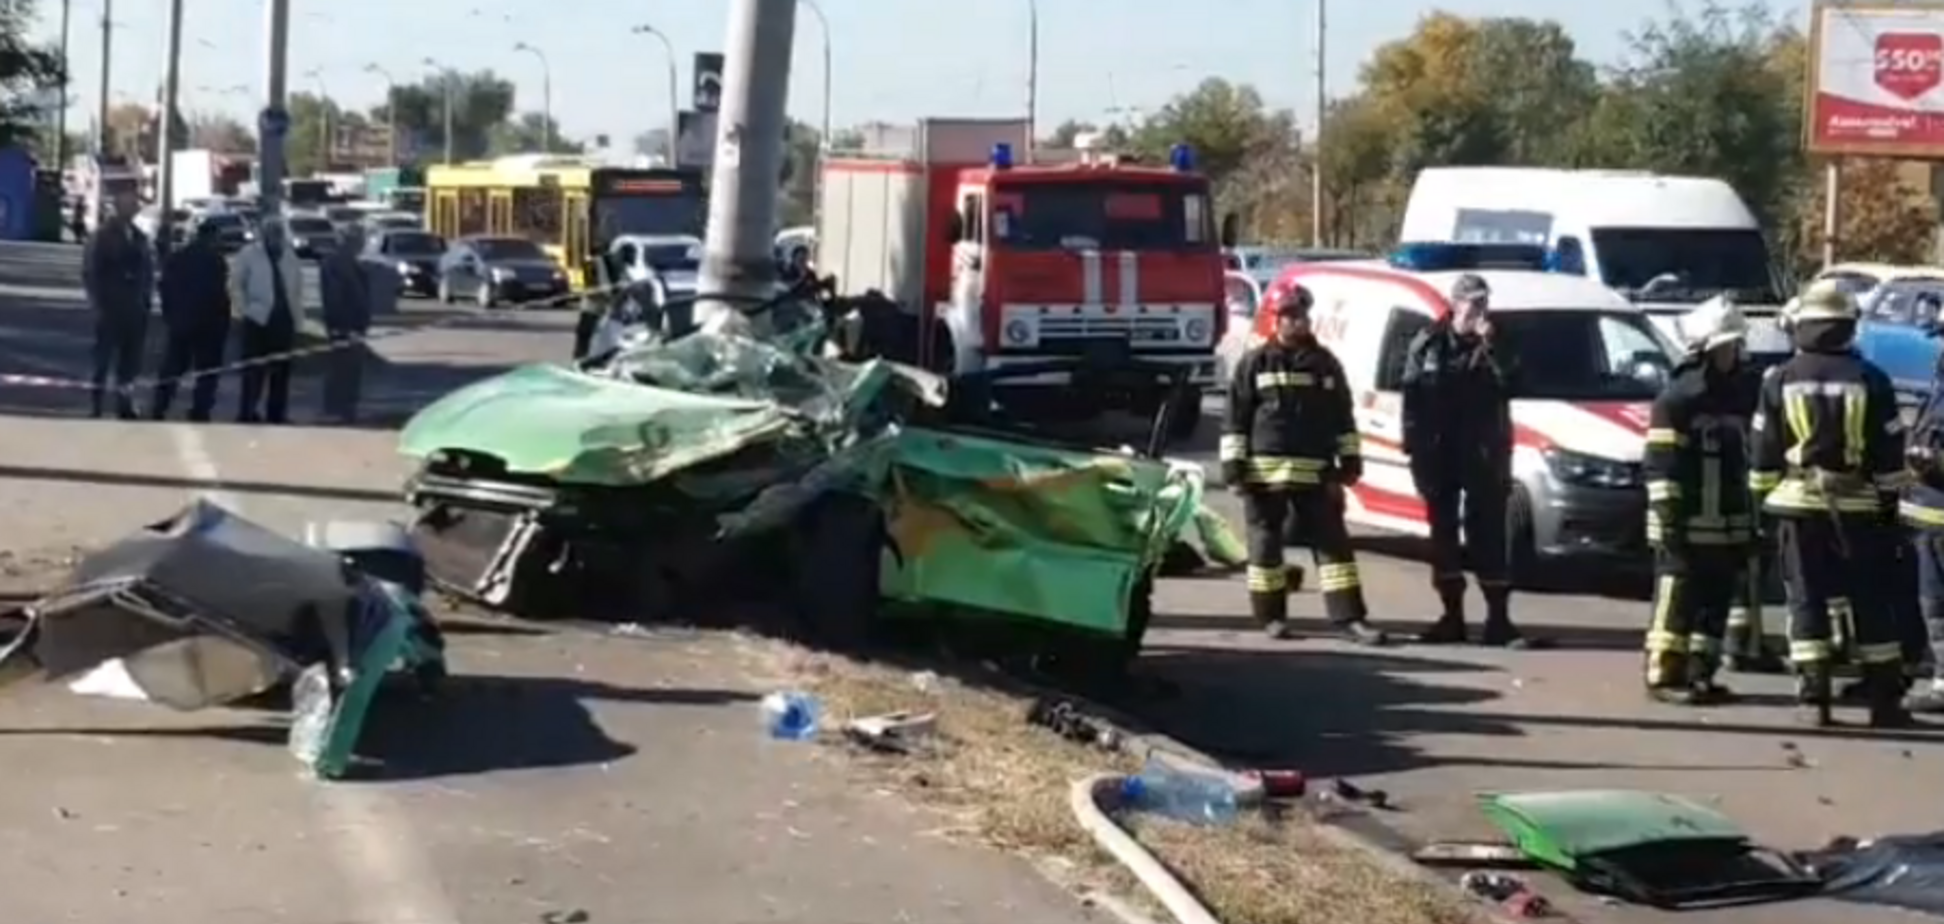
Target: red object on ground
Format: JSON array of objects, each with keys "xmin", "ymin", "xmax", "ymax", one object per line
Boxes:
[{"xmin": 1249, "ymin": 769, "xmax": 1307, "ymax": 798}]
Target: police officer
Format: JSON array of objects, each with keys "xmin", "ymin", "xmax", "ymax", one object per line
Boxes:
[
  {"xmin": 1642, "ymin": 297, "xmax": 1760, "ymax": 704},
  {"xmin": 80, "ymin": 189, "xmax": 153, "ymax": 420},
  {"xmin": 1748, "ymin": 279, "xmax": 1912, "ymax": 727},
  {"xmin": 1402, "ymin": 274, "xmax": 1536, "ymax": 647},
  {"xmin": 1901, "ymin": 291, "xmax": 1944, "ymax": 713},
  {"xmin": 1221, "ymin": 286, "xmax": 1388, "ymax": 645},
  {"xmin": 150, "ymin": 220, "xmax": 230, "ymax": 421}
]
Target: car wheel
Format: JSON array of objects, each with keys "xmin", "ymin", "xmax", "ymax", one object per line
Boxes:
[
  {"xmin": 476, "ymin": 279, "xmax": 497, "ymax": 309},
  {"xmin": 436, "ymin": 277, "xmax": 452, "ymax": 304}
]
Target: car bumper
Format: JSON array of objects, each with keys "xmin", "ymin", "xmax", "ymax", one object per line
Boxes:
[
  {"xmin": 398, "ymin": 269, "xmax": 437, "ymax": 295},
  {"xmin": 492, "ymin": 279, "xmax": 569, "ymax": 303},
  {"xmin": 1523, "ymin": 471, "xmax": 1648, "ymax": 559}
]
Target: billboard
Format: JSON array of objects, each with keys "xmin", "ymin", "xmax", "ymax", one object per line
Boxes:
[
  {"xmin": 1807, "ymin": 0, "xmax": 1944, "ymax": 156},
  {"xmin": 693, "ymin": 53, "xmax": 724, "ymax": 113}
]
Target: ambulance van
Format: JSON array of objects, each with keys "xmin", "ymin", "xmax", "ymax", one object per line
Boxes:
[
  {"xmin": 1399, "ymin": 167, "xmax": 1791, "ymax": 368},
  {"xmin": 1251, "ymin": 242, "xmax": 1681, "ymax": 570}
]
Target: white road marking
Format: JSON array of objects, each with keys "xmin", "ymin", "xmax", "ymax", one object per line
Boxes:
[{"xmin": 166, "ymin": 423, "xmax": 460, "ymax": 924}]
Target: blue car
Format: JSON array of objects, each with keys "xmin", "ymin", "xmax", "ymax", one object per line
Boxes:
[{"xmin": 1854, "ymin": 276, "xmax": 1944, "ymax": 405}]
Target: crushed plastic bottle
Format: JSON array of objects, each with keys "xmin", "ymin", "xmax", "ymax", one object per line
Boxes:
[
  {"xmin": 1118, "ymin": 756, "xmax": 1239, "ymax": 825},
  {"xmin": 761, "ymin": 691, "xmax": 822, "ymax": 741}
]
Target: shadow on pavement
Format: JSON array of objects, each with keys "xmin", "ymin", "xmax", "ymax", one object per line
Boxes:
[
  {"xmin": 1352, "ymin": 532, "xmax": 1654, "ymax": 601},
  {"xmin": 1150, "ymin": 612, "xmax": 1653, "ymax": 652},
  {"xmin": 0, "ymin": 463, "xmax": 399, "ymax": 504}
]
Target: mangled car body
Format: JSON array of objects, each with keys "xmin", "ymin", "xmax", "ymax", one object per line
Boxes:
[{"xmin": 400, "ymin": 294, "xmax": 1221, "ymax": 667}]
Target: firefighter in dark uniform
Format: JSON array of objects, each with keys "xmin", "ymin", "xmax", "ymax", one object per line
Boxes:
[
  {"xmin": 1748, "ymin": 280, "xmax": 1913, "ymax": 727},
  {"xmin": 1900, "ymin": 290, "xmax": 1944, "ymax": 713},
  {"xmin": 1221, "ymin": 287, "xmax": 1388, "ymax": 645},
  {"xmin": 1402, "ymin": 274, "xmax": 1537, "ymax": 647},
  {"xmin": 1642, "ymin": 297, "xmax": 1760, "ymax": 704}
]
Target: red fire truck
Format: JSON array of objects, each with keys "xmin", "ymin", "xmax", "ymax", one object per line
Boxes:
[{"xmin": 817, "ymin": 118, "xmax": 1229, "ymax": 437}]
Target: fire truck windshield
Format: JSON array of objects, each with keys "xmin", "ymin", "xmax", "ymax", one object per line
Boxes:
[{"xmin": 992, "ymin": 182, "xmax": 1212, "ymax": 252}]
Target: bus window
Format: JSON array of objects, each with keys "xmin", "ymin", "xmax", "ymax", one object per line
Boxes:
[
  {"xmin": 512, "ymin": 186, "xmax": 564, "ymax": 246},
  {"xmin": 456, "ymin": 189, "xmax": 487, "ymax": 236}
]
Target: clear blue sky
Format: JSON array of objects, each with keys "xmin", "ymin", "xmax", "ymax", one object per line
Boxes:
[{"xmin": 30, "ymin": 0, "xmax": 1801, "ymax": 144}]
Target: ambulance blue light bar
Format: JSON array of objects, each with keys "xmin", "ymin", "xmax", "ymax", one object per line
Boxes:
[
  {"xmin": 1169, "ymin": 144, "xmax": 1194, "ymax": 172},
  {"xmin": 991, "ymin": 143, "xmax": 1013, "ymax": 170},
  {"xmin": 1388, "ymin": 242, "xmax": 1551, "ymax": 272}
]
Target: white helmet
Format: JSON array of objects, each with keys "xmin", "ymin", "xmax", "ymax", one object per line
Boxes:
[
  {"xmin": 1681, "ymin": 295, "xmax": 1748, "ymax": 352},
  {"xmin": 1790, "ymin": 279, "xmax": 1859, "ymax": 324}
]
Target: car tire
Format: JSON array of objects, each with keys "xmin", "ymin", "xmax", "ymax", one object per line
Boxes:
[
  {"xmin": 436, "ymin": 277, "xmax": 453, "ymax": 304},
  {"xmin": 476, "ymin": 280, "xmax": 497, "ymax": 310},
  {"xmin": 1506, "ymin": 484, "xmax": 1540, "ymax": 588}
]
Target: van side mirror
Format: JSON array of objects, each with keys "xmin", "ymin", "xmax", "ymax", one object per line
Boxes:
[
  {"xmin": 1219, "ymin": 213, "xmax": 1239, "ymax": 248},
  {"xmin": 946, "ymin": 214, "xmax": 964, "ymax": 243}
]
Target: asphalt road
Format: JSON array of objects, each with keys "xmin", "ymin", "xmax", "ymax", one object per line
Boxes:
[{"xmin": 0, "ymin": 242, "xmax": 1103, "ymax": 924}]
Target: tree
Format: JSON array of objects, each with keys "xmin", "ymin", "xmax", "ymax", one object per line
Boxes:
[
  {"xmin": 1795, "ymin": 159, "xmax": 1937, "ymax": 270},
  {"xmin": 368, "ymin": 70, "xmax": 515, "ymax": 164},
  {"xmin": 490, "ymin": 112, "xmax": 579, "ymax": 155},
  {"xmin": 1467, "ymin": 18, "xmax": 1599, "ymax": 164},
  {"xmin": 1130, "ymin": 78, "xmax": 1276, "ymax": 188},
  {"xmin": 185, "ymin": 112, "xmax": 252, "ymax": 154},
  {"xmin": 0, "ymin": 0, "xmax": 63, "ymax": 149},
  {"xmin": 1315, "ymin": 96, "xmax": 1398, "ymax": 246},
  {"xmin": 779, "ymin": 120, "xmax": 821, "ymax": 227},
  {"xmin": 1360, "ymin": 12, "xmax": 1505, "ymax": 179}
]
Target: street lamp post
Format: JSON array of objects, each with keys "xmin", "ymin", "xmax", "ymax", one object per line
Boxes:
[
  {"xmin": 154, "ymin": 0, "xmax": 184, "ymax": 252},
  {"xmin": 801, "ymin": 0, "xmax": 831, "ymax": 232},
  {"xmin": 304, "ymin": 67, "xmax": 330, "ymax": 170},
  {"xmin": 55, "ymin": 0, "xmax": 71, "ymax": 167},
  {"xmin": 629, "ymin": 24, "xmax": 680, "ymax": 165},
  {"xmin": 94, "ymin": 0, "xmax": 111, "ymax": 157},
  {"xmin": 363, "ymin": 64, "xmax": 397, "ymax": 164},
  {"xmin": 423, "ymin": 57, "xmax": 454, "ymax": 164},
  {"xmin": 1024, "ymin": 0, "xmax": 1038, "ymax": 161},
  {"xmin": 511, "ymin": 42, "xmax": 552, "ymax": 153}
]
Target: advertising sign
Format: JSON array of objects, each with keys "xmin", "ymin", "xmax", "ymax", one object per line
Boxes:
[
  {"xmin": 1807, "ymin": 1, "xmax": 1944, "ymax": 156},
  {"xmin": 692, "ymin": 52, "xmax": 724, "ymax": 114}
]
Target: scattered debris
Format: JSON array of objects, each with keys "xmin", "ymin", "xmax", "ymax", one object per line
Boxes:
[
  {"xmin": 1323, "ymin": 778, "xmax": 1392, "ymax": 811},
  {"xmin": 1459, "ymin": 871, "xmax": 1554, "ymax": 918},
  {"xmin": 842, "ymin": 710, "xmax": 937, "ymax": 753},
  {"xmin": 761, "ymin": 690, "xmax": 821, "ymax": 741},
  {"xmin": 0, "ymin": 501, "xmax": 446, "ymax": 780},
  {"xmin": 1027, "ymin": 696, "xmax": 1125, "ymax": 752},
  {"xmin": 1118, "ymin": 756, "xmax": 1239, "ymax": 826},
  {"xmin": 1807, "ymin": 831, "xmax": 1944, "ymax": 915},
  {"xmin": 1411, "ymin": 841, "xmax": 1530, "ymax": 867},
  {"xmin": 1245, "ymin": 769, "xmax": 1307, "ymax": 799}
]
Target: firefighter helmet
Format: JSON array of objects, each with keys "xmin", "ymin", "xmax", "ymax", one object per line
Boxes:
[
  {"xmin": 1681, "ymin": 295, "xmax": 1748, "ymax": 352},
  {"xmin": 1789, "ymin": 279, "xmax": 1859, "ymax": 324}
]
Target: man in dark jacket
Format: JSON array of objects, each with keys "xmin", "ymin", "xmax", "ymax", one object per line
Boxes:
[
  {"xmin": 1401, "ymin": 273, "xmax": 1538, "ymax": 647},
  {"xmin": 80, "ymin": 190, "xmax": 153, "ymax": 419},
  {"xmin": 319, "ymin": 224, "xmax": 373, "ymax": 423},
  {"xmin": 150, "ymin": 220, "xmax": 230, "ymax": 421}
]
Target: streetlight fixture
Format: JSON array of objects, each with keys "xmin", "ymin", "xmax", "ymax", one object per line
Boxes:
[
  {"xmin": 629, "ymin": 24, "xmax": 680, "ymax": 165},
  {"xmin": 422, "ymin": 56, "xmax": 454, "ymax": 165},
  {"xmin": 801, "ymin": 0, "xmax": 832, "ymax": 231},
  {"xmin": 364, "ymin": 63, "xmax": 397, "ymax": 165},
  {"xmin": 511, "ymin": 41, "xmax": 553, "ymax": 154},
  {"xmin": 303, "ymin": 67, "xmax": 330, "ymax": 169}
]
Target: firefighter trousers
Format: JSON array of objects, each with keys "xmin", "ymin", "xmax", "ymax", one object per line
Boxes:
[
  {"xmin": 1725, "ymin": 548, "xmax": 1769, "ymax": 659},
  {"xmin": 1645, "ymin": 544, "xmax": 1746, "ymax": 687},
  {"xmin": 1775, "ymin": 515, "xmax": 1903, "ymax": 669},
  {"xmin": 1243, "ymin": 486, "xmax": 1367, "ymax": 626},
  {"xmin": 1412, "ymin": 459, "xmax": 1510, "ymax": 605}
]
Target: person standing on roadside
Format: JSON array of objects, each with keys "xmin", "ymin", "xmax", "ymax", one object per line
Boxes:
[
  {"xmin": 150, "ymin": 220, "xmax": 231, "ymax": 421},
  {"xmin": 229, "ymin": 216, "xmax": 304, "ymax": 424},
  {"xmin": 319, "ymin": 224, "xmax": 373, "ymax": 423},
  {"xmin": 80, "ymin": 189, "xmax": 153, "ymax": 420}
]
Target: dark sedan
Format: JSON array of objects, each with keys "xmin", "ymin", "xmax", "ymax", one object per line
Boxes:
[
  {"xmin": 285, "ymin": 214, "xmax": 339, "ymax": 260},
  {"xmin": 362, "ymin": 229, "xmax": 447, "ymax": 298},
  {"xmin": 436, "ymin": 236, "xmax": 568, "ymax": 308},
  {"xmin": 189, "ymin": 210, "xmax": 251, "ymax": 254}
]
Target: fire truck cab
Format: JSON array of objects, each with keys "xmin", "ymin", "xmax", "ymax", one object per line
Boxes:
[{"xmin": 817, "ymin": 119, "xmax": 1227, "ymax": 439}]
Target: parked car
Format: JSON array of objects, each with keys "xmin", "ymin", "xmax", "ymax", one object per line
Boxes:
[
  {"xmin": 362, "ymin": 211, "xmax": 421, "ymax": 232},
  {"xmin": 363, "ymin": 229, "xmax": 447, "ymax": 298},
  {"xmin": 322, "ymin": 204, "xmax": 369, "ymax": 232},
  {"xmin": 188, "ymin": 209, "xmax": 251, "ymax": 253},
  {"xmin": 611, "ymin": 233, "xmax": 702, "ymax": 297},
  {"xmin": 285, "ymin": 213, "xmax": 339, "ymax": 259},
  {"xmin": 1854, "ymin": 274, "xmax": 1944, "ymax": 405},
  {"xmin": 436, "ymin": 236, "xmax": 568, "ymax": 308}
]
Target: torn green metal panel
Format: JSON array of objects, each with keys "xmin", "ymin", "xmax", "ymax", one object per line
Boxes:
[
  {"xmin": 873, "ymin": 428, "xmax": 1200, "ymax": 634},
  {"xmin": 1479, "ymin": 790, "xmax": 1748, "ymax": 872}
]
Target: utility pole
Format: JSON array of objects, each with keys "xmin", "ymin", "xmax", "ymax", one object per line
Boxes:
[
  {"xmin": 513, "ymin": 43, "xmax": 552, "ymax": 153},
  {"xmin": 422, "ymin": 60, "xmax": 454, "ymax": 164},
  {"xmin": 55, "ymin": 0, "xmax": 71, "ymax": 167},
  {"xmin": 630, "ymin": 25, "xmax": 681, "ymax": 166},
  {"xmin": 801, "ymin": 0, "xmax": 831, "ymax": 235},
  {"xmin": 1024, "ymin": 0, "xmax": 1038, "ymax": 161},
  {"xmin": 305, "ymin": 69, "xmax": 331, "ymax": 170},
  {"xmin": 1310, "ymin": 0, "xmax": 1325, "ymax": 248},
  {"xmin": 695, "ymin": 0, "xmax": 796, "ymax": 328},
  {"xmin": 364, "ymin": 64, "xmax": 397, "ymax": 165},
  {"xmin": 258, "ymin": 0, "xmax": 291, "ymax": 217},
  {"xmin": 93, "ymin": 0, "xmax": 110, "ymax": 157},
  {"xmin": 153, "ymin": 0, "xmax": 184, "ymax": 253}
]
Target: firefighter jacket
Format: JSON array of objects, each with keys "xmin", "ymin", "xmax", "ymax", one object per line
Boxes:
[
  {"xmin": 1748, "ymin": 349, "xmax": 1909, "ymax": 516},
  {"xmin": 1400, "ymin": 322, "xmax": 1515, "ymax": 469},
  {"xmin": 1221, "ymin": 338, "xmax": 1359, "ymax": 487},
  {"xmin": 1643, "ymin": 358, "xmax": 1758, "ymax": 546},
  {"xmin": 1901, "ymin": 360, "xmax": 1944, "ymax": 529}
]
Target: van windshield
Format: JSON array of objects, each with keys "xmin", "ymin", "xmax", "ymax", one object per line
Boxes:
[
  {"xmin": 1591, "ymin": 227, "xmax": 1782, "ymax": 305},
  {"xmin": 993, "ymin": 183, "xmax": 1213, "ymax": 252},
  {"xmin": 1491, "ymin": 309, "xmax": 1676, "ymax": 401}
]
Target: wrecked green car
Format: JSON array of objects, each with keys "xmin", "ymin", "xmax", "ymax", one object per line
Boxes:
[{"xmin": 399, "ymin": 321, "xmax": 1221, "ymax": 668}]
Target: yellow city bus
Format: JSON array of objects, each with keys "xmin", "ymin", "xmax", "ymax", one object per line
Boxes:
[{"xmin": 425, "ymin": 157, "xmax": 706, "ymax": 290}]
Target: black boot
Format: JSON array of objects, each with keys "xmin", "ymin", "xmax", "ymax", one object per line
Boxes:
[
  {"xmin": 1867, "ymin": 663, "xmax": 1917, "ymax": 728},
  {"xmin": 1479, "ymin": 584, "xmax": 1539, "ymax": 649},
  {"xmin": 1417, "ymin": 584, "xmax": 1468, "ymax": 644},
  {"xmin": 1644, "ymin": 649, "xmax": 1692, "ymax": 705},
  {"xmin": 1337, "ymin": 620, "xmax": 1392, "ymax": 647},
  {"xmin": 1905, "ymin": 676, "xmax": 1944, "ymax": 713},
  {"xmin": 114, "ymin": 394, "xmax": 138, "ymax": 420},
  {"xmin": 1250, "ymin": 590, "xmax": 1291, "ymax": 641},
  {"xmin": 1724, "ymin": 616, "xmax": 1787, "ymax": 674},
  {"xmin": 89, "ymin": 387, "xmax": 104, "ymax": 419},
  {"xmin": 1685, "ymin": 652, "xmax": 1736, "ymax": 705},
  {"xmin": 1797, "ymin": 661, "xmax": 1834, "ymax": 727}
]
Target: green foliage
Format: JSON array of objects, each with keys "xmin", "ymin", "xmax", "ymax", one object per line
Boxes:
[{"xmin": 0, "ymin": 0, "xmax": 62, "ymax": 150}]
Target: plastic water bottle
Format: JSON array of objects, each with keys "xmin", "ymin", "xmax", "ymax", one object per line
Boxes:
[
  {"xmin": 761, "ymin": 691, "xmax": 821, "ymax": 741},
  {"xmin": 1118, "ymin": 756, "xmax": 1239, "ymax": 825}
]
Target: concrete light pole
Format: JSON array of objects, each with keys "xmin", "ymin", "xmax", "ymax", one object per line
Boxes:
[
  {"xmin": 629, "ymin": 24, "xmax": 681, "ymax": 165},
  {"xmin": 153, "ymin": 0, "xmax": 185, "ymax": 250},
  {"xmin": 800, "ymin": 0, "xmax": 831, "ymax": 232},
  {"xmin": 257, "ymin": 0, "xmax": 291, "ymax": 217},
  {"xmin": 512, "ymin": 42, "xmax": 553, "ymax": 153},
  {"xmin": 304, "ymin": 67, "xmax": 330, "ymax": 170},
  {"xmin": 55, "ymin": 0, "xmax": 71, "ymax": 166},
  {"xmin": 694, "ymin": 0, "xmax": 796, "ymax": 327},
  {"xmin": 364, "ymin": 63, "xmax": 397, "ymax": 164},
  {"xmin": 93, "ymin": 0, "xmax": 110, "ymax": 156},
  {"xmin": 422, "ymin": 57, "xmax": 454, "ymax": 164},
  {"xmin": 1024, "ymin": 0, "xmax": 1037, "ymax": 161}
]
